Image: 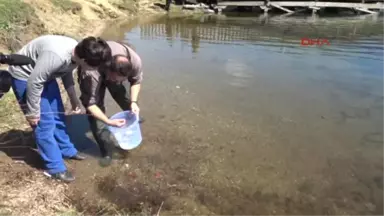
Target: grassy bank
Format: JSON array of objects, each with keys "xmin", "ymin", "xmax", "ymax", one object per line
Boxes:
[
  {"xmin": 0, "ymin": 0, "xmax": 165, "ymax": 215},
  {"xmin": 0, "ymin": 0, "xmax": 44, "ymax": 51},
  {"xmin": 0, "ymin": 0, "xmax": 166, "ymax": 53}
]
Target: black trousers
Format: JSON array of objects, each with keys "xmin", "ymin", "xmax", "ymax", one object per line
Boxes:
[
  {"xmin": 87, "ymin": 80, "xmax": 131, "ymax": 157},
  {"xmin": 165, "ymin": 0, "xmax": 172, "ymax": 11}
]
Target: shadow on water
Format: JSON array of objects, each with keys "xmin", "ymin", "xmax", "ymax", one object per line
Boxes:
[{"xmin": 65, "ymin": 114, "xmax": 101, "ymax": 158}]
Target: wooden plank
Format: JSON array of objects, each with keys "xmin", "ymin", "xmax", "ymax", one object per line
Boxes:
[
  {"xmin": 354, "ymin": 6, "xmax": 376, "ymax": 12},
  {"xmin": 217, "ymin": 1, "xmax": 384, "ymax": 9},
  {"xmin": 219, "ymin": 1, "xmax": 264, "ymax": 6},
  {"xmin": 277, "ymin": 1, "xmax": 383, "ymax": 8},
  {"xmin": 270, "ymin": 2, "xmax": 294, "ymax": 12}
]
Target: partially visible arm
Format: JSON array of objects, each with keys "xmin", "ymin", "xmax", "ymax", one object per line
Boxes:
[
  {"xmin": 61, "ymin": 66, "xmax": 81, "ymax": 111},
  {"xmin": 0, "ymin": 53, "xmax": 35, "ymax": 67},
  {"xmin": 128, "ymin": 69, "xmax": 142, "ymax": 115},
  {"xmin": 87, "ymin": 105, "xmax": 111, "ymax": 124},
  {"xmin": 130, "ymin": 83, "xmax": 141, "ymax": 102},
  {"xmin": 79, "ymin": 71, "xmax": 115, "ymax": 125},
  {"xmin": 26, "ymin": 51, "xmax": 64, "ymax": 119},
  {"xmin": 87, "ymin": 104, "xmax": 125, "ymax": 127},
  {"xmin": 128, "ymin": 68, "xmax": 143, "ymax": 102}
]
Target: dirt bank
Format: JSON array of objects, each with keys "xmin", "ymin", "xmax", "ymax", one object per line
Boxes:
[
  {"xmin": 0, "ymin": 0, "xmax": 166, "ymax": 215},
  {"xmin": 0, "ymin": 0, "xmax": 167, "ymax": 53}
]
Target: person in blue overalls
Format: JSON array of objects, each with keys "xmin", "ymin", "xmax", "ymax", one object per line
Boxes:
[{"xmin": 0, "ymin": 35, "xmax": 113, "ymax": 183}]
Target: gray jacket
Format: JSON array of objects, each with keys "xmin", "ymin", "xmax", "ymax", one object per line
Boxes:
[{"xmin": 8, "ymin": 35, "xmax": 80, "ymax": 118}]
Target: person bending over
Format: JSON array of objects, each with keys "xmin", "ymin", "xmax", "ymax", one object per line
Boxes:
[
  {"xmin": 0, "ymin": 35, "xmax": 112, "ymax": 182},
  {"xmin": 77, "ymin": 40, "xmax": 143, "ymax": 166}
]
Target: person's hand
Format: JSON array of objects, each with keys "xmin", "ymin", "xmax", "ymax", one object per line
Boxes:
[
  {"xmin": 107, "ymin": 119, "xmax": 126, "ymax": 127},
  {"xmin": 131, "ymin": 102, "xmax": 140, "ymax": 115},
  {"xmin": 71, "ymin": 107, "xmax": 82, "ymax": 115},
  {"xmin": 27, "ymin": 117, "xmax": 40, "ymax": 126}
]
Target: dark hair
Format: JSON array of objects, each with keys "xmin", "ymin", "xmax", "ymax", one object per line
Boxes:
[
  {"xmin": 74, "ymin": 36, "xmax": 112, "ymax": 67},
  {"xmin": 109, "ymin": 54, "xmax": 132, "ymax": 77}
]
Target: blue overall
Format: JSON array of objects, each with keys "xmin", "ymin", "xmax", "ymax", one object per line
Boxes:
[{"xmin": 11, "ymin": 78, "xmax": 77, "ymax": 174}]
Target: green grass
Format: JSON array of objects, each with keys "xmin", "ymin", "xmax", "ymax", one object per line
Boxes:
[
  {"xmin": 0, "ymin": 0, "xmax": 34, "ymax": 30},
  {"xmin": 0, "ymin": 0, "xmax": 43, "ymax": 51},
  {"xmin": 50, "ymin": 0, "xmax": 82, "ymax": 14},
  {"xmin": 0, "ymin": 90, "xmax": 26, "ymax": 132}
]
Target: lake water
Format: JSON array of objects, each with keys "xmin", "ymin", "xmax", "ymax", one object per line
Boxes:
[{"xmin": 73, "ymin": 13, "xmax": 383, "ymax": 215}]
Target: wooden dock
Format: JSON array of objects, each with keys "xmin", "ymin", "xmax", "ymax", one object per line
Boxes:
[{"xmin": 216, "ymin": 1, "xmax": 384, "ymax": 14}]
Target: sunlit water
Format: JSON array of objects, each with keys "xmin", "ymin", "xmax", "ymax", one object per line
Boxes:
[{"xmin": 76, "ymin": 14, "xmax": 384, "ymax": 215}]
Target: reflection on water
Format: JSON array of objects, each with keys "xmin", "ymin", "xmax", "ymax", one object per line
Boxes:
[
  {"xmin": 137, "ymin": 15, "xmax": 383, "ymax": 58},
  {"xmin": 97, "ymin": 14, "xmax": 383, "ymax": 215}
]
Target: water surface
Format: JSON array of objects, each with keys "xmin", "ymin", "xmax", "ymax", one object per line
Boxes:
[{"xmin": 76, "ymin": 14, "xmax": 383, "ymax": 215}]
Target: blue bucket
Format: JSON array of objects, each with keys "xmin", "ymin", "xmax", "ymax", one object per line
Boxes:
[{"xmin": 107, "ymin": 111, "xmax": 142, "ymax": 150}]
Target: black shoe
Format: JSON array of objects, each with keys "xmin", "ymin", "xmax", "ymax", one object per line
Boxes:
[
  {"xmin": 68, "ymin": 153, "xmax": 86, "ymax": 160},
  {"xmin": 99, "ymin": 156, "xmax": 112, "ymax": 167},
  {"xmin": 138, "ymin": 116, "xmax": 145, "ymax": 124},
  {"xmin": 50, "ymin": 171, "xmax": 75, "ymax": 183}
]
